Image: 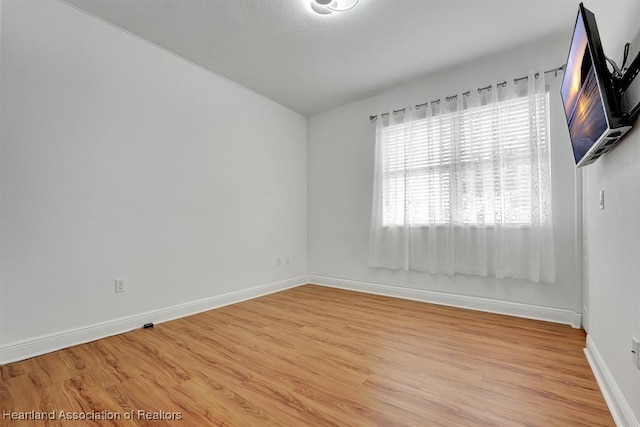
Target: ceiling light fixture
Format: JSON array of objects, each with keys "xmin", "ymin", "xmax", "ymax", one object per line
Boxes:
[{"xmin": 311, "ymin": 0, "xmax": 360, "ymax": 15}]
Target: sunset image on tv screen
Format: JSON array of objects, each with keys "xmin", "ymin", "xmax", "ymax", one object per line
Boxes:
[{"xmin": 560, "ymin": 13, "xmax": 608, "ymax": 163}]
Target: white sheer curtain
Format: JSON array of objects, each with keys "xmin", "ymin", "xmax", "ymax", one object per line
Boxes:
[{"xmin": 369, "ymin": 72, "xmax": 555, "ymax": 283}]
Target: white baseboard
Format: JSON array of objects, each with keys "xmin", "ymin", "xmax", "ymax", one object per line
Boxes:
[
  {"xmin": 1, "ymin": 275, "xmax": 585, "ymax": 365},
  {"xmin": 0, "ymin": 276, "xmax": 307, "ymax": 365},
  {"xmin": 309, "ymin": 275, "xmax": 582, "ymax": 328},
  {"xmin": 584, "ymin": 335, "xmax": 640, "ymax": 427}
]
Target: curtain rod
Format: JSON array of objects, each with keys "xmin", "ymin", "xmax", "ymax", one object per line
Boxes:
[{"xmin": 369, "ymin": 64, "xmax": 565, "ymax": 121}]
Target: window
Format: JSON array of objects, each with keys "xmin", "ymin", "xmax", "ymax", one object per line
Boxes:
[{"xmin": 380, "ymin": 92, "xmax": 550, "ymax": 227}]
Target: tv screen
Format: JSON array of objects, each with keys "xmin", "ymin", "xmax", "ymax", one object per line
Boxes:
[{"xmin": 560, "ymin": 3, "xmax": 631, "ymax": 167}]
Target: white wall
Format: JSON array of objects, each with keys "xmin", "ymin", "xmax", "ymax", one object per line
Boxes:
[
  {"xmin": 581, "ymin": 0, "xmax": 640, "ymax": 422},
  {"xmin": 308, "ymin": 35, "xmax": 582, "ymax": 316},
  {"xmin": 0, "ymin": 0, "xmax": 307, "ymax": 349}
]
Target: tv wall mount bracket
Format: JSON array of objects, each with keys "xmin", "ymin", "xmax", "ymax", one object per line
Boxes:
[{"xmin": 610, "ymin": 43, "xmax": 640, "ymax": 121}]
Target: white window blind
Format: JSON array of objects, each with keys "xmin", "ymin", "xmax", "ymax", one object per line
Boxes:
[{"xmin": 381, "ymin": 93, "xmax": 549, "ymax": 226}]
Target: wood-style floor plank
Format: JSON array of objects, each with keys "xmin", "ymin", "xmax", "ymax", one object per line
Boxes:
[{"xmin": 1, "ymin": 285, "xmax": 613, "ymax": 426}]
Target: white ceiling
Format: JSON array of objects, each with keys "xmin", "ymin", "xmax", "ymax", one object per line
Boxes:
[{"xmin": 62, "ymin": 0, "xmax": 603, "ymax": 116}]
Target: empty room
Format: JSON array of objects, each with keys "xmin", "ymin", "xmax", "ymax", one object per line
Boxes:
[{"xmin": 2, "ymin": 0, "xmax": 640, "ymax": 425}]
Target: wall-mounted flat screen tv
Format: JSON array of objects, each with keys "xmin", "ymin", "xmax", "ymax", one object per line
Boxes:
[{"xmin": 560, "ymin": 3, "xmax": 631, "ymax": 167}]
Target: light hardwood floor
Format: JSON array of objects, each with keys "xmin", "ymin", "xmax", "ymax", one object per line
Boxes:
[{"xmin": 1, "ymin": 285, "xmax": 613, "ymax": 426}]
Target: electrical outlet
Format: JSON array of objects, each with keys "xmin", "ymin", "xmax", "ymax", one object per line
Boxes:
[
  {"xmin": 285, "ymin": 257, "xmax": 290, "ymax": 265},
  {"xmin": 632, "ymin": 337, "xmax": 639, "ymax": 369},
  {"xmin": 599, "ymin": 190, "xmax": 605, "ymax": 210},
  {"xmin": 115, "ymin": 279, "xmax": 125, "ymax": 293},
  {"xmin": 276, "ymin": 258, "xmax": 281, "ymax": 267}
]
